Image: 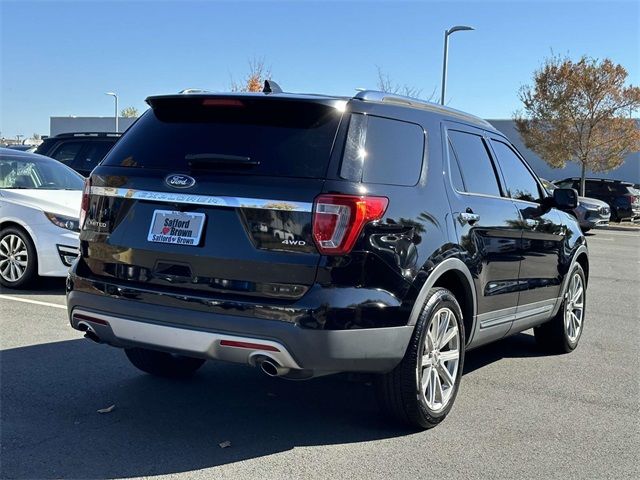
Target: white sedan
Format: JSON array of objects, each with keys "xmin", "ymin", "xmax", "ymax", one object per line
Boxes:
[{"xmin": 0, "ymin": 148, "xmax": 84, "ymax": 288}]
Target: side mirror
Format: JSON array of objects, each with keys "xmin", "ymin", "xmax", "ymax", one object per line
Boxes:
[{"xmin": 553, "ymin": 188, "xmax": 578, "ymax": 209}]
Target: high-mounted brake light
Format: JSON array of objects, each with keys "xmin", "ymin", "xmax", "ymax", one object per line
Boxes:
[
  {"xmin": 79, "ymin": 178, "xmax": 91, "ymax": 229},
  {"xmin": 202, "ymin": 99, "xmax": 245, "ymax": 107},
  {"xmin": 312, "ymin": 194, "xmax": 388, "ymax": 255}
]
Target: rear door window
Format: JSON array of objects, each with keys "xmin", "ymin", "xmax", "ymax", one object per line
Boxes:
[
  {"xmin": 51, "ymin": 142, "xmax": 84, "ymax": 166},
  {"xmin": 489, "ymin": 139, "xmax": 542, "ymax": 202},
  {"xmin": 447, "ymin": 130, "xmax": 501, "ymax": 196},
  {"xmin": 340, "ymin": 114, "xmax": 424, "ymax": 186},
  {"xmin": 448, "ymin": 140, "xmax": 465, "ymax": 192},
  {"xmin": 101, "ymin": 98, "xmax": 342, "ymax": 179}
]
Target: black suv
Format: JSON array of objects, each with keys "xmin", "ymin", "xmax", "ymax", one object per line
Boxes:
[
  {"xmin": 67, "ymin": 87, "xmax": 588, "ymax": 429},
  {"xmin": 555, "ymin": 177, "xmax": 640, "ymax": 222},
  {"xmin": 36, "ymin": 132, "xmax": 121, "ymax": 176}
]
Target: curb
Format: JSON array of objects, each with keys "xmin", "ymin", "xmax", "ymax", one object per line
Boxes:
[{"xmin": 594, "ymin": 224, "xmax": 640, "ymax": 232}]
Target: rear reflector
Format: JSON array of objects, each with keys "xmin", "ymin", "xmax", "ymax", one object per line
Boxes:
[
  {"xmin": 219, "ymin": 340, "xmax": 280, "ymax": 352},
  {"xmin": 73, "ymin": 313, "xmax": 109, "ymax": 326},
  {"xmin": 312, "ymin": 194, "xmax": 388, "ymax": 255}
]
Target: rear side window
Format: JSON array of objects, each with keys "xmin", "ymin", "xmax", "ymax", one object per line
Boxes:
[
  {"xmin": 102, "ymin": 98, "xmax": 342, "ymax": 178},
  {"xmin": 448, "ymin": 130, "xmax": 500, "ymax": 196},
  {"xmin": 340, "ymin": 114, "xmax": 424, "ymax": 186},
  {"xmin": 51, "ymin": 142, "xmax": 83, "ymax": 165},
  {"xmin": 490, "ymin": 139, "xmax": 542, "ymax": 202}
]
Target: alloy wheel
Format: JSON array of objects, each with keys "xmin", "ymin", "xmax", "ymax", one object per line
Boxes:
[
  {"xmin": 565, "ymin": 273, "xmax": 584, "ymax": 343},
  {"xmin": 418, "ymin": 307, "xmax": 460, "ymax": 412},
  {"xmin": 0, "ymin": 234, "xmax": 29, "ymax": 283}
]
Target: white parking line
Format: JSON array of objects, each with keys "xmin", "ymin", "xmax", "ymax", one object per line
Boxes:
[{"xmin": 0, "ymin": 294, "xmax": 66, "ymax": 310}]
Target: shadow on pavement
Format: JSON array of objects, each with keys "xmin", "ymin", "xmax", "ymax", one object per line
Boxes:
[
  {"xmin": 1, "ymin": 332, "xmax": 548, "ymax": 479},
  {"xmin": 463, "ymin": 332, "xmax": 548, "ymax": 375},
  {"xmin": 0, "ymin": 277, "xmax": 66, "ymax": 296}
]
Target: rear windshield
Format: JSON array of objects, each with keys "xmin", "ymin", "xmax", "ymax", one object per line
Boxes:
[{"xmin": 101, "ymin": 98, "xmax": 342, "ymax": 178}]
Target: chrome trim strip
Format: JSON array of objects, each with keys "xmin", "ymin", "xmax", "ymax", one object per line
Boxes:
[
  {"xmin": 72, "ymin": 308, "xmax": 302, "ymax": 369},
  {"xmin": 90, "ymin": 186, "xmax": 313, "ymax": 212},
  {"xmin": 479, "ymin": 298, "xmax": 559, "ymax": 329}
]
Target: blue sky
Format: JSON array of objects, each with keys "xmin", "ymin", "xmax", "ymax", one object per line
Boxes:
[{"xmin": 1, "ymin": 0, "xmax": 638, "ymax": 139}]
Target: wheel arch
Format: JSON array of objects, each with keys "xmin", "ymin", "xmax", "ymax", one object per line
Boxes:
[
  {"xmin": 407, "ymin": 258, "xmax": 477, "ymax": 346},
  {"xmin": 575, "ymin": 250, "xmax": 589, "ymax": 286}
]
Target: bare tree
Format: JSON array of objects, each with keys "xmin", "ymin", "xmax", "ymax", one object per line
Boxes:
[
  {"xmin": 231, "ymin": 58, "xmax": 272, "ymax": 92},
  {"xmin": 375, "ymin": 66, "xmax": 437, "ymax": 101}
]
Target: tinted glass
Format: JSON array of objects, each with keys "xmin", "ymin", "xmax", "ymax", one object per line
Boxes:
[
  {"xmin": 341, "ymin": 114, "xmax": 424, "ymax": 186},
  {"xmin": 490, "ymin": 140, "xmax": 541, "ymax": 202},
  {"xmin": 102, "ymin": 99, "xmax": 342, "ymax": 178},
  {"xmin": 0, "ymin": 157, "xmax": 84, "ymax": 190},
  {"xmin": 584, "ymin": 182, "xmax": 603, "ymax": 196},
  {"xmin": 51, "ymin": 142, "xmax": 83, "ymax": 165},
  {"xmin": 448, "ymin": 140, "xmax": 465, "ymax": 192},
  {"xmin": 78, "ymin": 141, "xmax": 116, "ymax": 170},
  {"xmin": 448, "ymin": 130, "xmax": 500, "ymax": 196}
]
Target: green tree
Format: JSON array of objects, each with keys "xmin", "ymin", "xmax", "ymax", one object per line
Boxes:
[
  {"xmin": 121, "ymin": 106, "xmax": 139, "ymax": 118},
  {"xmin": 515, "ymin": 55, "xmax": 640, "ymax": 195}
]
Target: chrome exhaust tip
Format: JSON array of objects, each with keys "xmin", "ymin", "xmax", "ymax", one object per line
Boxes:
[
  {"xmin": 257, "ymin": 357, "xmax": 290, "ymax": 377},
  {"xmin": 77, "ymin": 321, "xmax": 101, "ymax": 343}
]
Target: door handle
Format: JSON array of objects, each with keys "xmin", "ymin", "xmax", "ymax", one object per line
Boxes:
[
  {"xmin": 525, "ymin": 219, "xmax": 539, "ymax": 228},
  {"xmin": 458, "ymin": 211, "xmax": 480, "ymax": 225}
]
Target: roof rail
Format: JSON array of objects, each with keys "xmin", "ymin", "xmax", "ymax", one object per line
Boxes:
[
  {"xmin": 179, "ymin": 88, "xmax": 212, "ymax": 94},
  {"xmin": 53, "ymin": 132, "xmax": 121, "ymax": 138},
  {"xmin": 352, "ymin": 90, "xmax": 493, "ymax": 129}
]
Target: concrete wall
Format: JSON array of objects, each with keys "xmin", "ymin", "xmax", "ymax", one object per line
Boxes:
[
  {"xmin": 50, "ymin": 117, "xmax": 138, "ymax": 136},
  {"xmin": 488, "ymin": 120, "xmax": 640, "ymax": 184}
]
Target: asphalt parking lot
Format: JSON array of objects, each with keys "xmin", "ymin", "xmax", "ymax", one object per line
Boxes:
[{"xmin": 1, "ymin": 228, "xmax": 638, "ymax": 480}]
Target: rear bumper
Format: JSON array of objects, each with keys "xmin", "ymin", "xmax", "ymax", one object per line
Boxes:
[{"xmin": 67, "ymin": 290, "xmax": 413, "ymax": 375}]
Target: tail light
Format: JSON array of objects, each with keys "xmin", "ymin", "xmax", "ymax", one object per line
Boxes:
[
  {"xmin": 312, "ymin": 194, "xmax": 388, "ymax": 255},
  {"xmin": 79, "ymin": 177, "xmax": 91, "ymax": 229}
]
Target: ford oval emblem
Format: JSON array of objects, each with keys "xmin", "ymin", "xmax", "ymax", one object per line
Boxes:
[{"xmin": 165, "ymin": 174, "xmax": 196, "ymax": 189}]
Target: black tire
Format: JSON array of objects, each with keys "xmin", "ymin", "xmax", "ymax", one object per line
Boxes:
[
  {"xmin": 0, "ymin": 226, "xmax": 38, "ymax": 289},
  {"xmin": 125, "ymin": 347, "xmax": 206, "ymax": 378},
  {"xmin": 534, "ymin": 263, "xmax": 586, "ymax": 353},
  {"xmin": 375, "ymin": 288, "xmax": 465, "ymax": 429}
]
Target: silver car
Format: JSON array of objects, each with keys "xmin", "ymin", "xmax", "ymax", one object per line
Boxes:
[{"xmin": 541, "ymin": 179, "xmax": 610, "ymax": 232}]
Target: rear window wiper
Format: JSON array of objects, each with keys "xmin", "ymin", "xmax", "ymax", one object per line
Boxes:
[{"xmin": 185, "ymin": 153, "xmax": 259, "ymax": 169}]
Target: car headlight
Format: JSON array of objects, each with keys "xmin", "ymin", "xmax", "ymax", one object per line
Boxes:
[
  {"xmin": 44, "ymin": 212, "xmax": 80, "ymax": 232},
  {"xmin": 580, "ymin": 202, "xmax": 601, "ymax": 210}
]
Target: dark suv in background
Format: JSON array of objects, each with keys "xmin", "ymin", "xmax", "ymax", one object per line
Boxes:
[
  {"xmin": 67, "ymin": 86, "xmax": 588, "ymax": 429},
  {"xmin": 555, "ymin": 177, "xmax": 640, "ymax": 222},
  {"xmin": 36, "ymin": 132, "xmax": 121, "ymax": 176}
]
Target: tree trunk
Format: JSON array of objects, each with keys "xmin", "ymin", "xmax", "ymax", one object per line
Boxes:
[{"xmin": 580, "ymin": 163, "xmax": 586, "ymax": 197}]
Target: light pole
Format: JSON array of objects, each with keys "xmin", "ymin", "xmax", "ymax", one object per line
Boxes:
[
  {"xmin": 440, "ymin": 25, "xmax": 474, "ymax": 105},
  {"xmin": 105, "ymin": 92, "xmax": 119, "ymax": 132}
]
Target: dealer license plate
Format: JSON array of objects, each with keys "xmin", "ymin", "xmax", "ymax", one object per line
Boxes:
[{"xmin": 147, "ymin": 210, "xmax": 205, "ymax": 246}]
